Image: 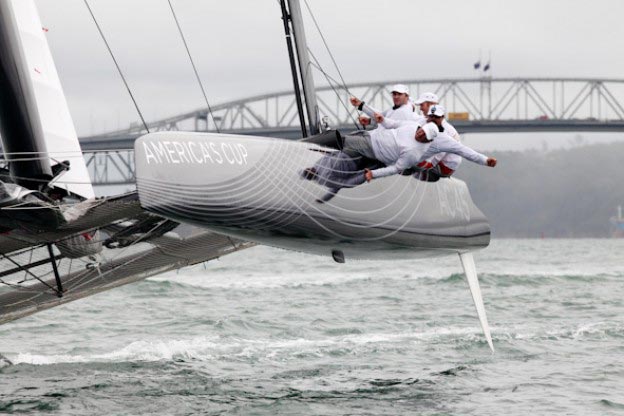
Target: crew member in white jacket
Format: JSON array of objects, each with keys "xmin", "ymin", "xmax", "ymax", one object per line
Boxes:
[
  {"xmin": 413, "ymin": 105, "xmax": 466, "ymax": 177},
  {"xmin": 363, "ymin": 92, "xmax": 448, "ymax": 129},
  {"xmin": 302, "ymin": 122, "xmax": 496, "ymax": 202},
  {"xmin": 369, "ymin": 94, "xmax": 463, "ymax": 177},
  {"xmin": 349, "ymin": 84, "xmax": 414, "ymax": 130},
  {"xmin": 339, "ymin": 122, "xmax": 497, "ymax": 182}
]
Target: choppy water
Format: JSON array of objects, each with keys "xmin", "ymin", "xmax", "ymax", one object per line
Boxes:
[{"xmin": 1, "ymin": 239, "xmax": 623, "ymax": 415}]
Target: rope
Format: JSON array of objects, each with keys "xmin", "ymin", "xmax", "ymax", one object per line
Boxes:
[
  {"xmin": 83, "ymin": 0, "xmax": 150, "ymax": 134},
  {"xmin": 298, "ymin": 0, "xmax": 360, "ymax": 129},
  {"xmin": 0, "ymin": 150, "xmax": 137, "ymax": 186},
  {"xmin": 302, "ymin": 0, "xmax": 351, "ymax": 96},
  {"xmin": 274, "ymin": 0, "xmax": 358, "ymax": 131},
  {"xmin": 307, "ymin": 50, "xmax": 360, "ymax": 130},
  {"xmin": 0, "ymin": 174, "xmax": 98, "ymax": 186},
  {"xmin": 167, "ymin": 0, "xmax": 221, "ymax": 133},
  {"xmin": 0, "ymin": 148, "xmax": 137, "ymax": 157},
  {"xmin": 0, "ymin": 253, "xmax": 59, "ymax": 295}
]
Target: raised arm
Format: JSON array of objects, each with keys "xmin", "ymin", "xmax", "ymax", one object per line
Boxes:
[
  {"xmin": 360, "ymin": 103, "xmax": 402, "ymax": 129},
  {"xmin": 350, "ymin": 97, "xmax": 374, "ymax": 127},
  {"xmin": 376, "ymin": 114, "xmax": 403, "ymax": 129},
  {"xmin": 353, "ymin": 98, "xmax": 416, "ymax": 129},
  {"xmin": 360, "ymin": 103, "xmax": 381, "ymax": 119},
  {"xmin": 370, "ymin": 106, "xmax": 419, "ymax": 129}
]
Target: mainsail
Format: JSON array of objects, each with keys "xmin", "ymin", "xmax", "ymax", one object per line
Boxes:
[{"xmin": 7, "ymin": 0, "xmax": 93, "ymax": 199}]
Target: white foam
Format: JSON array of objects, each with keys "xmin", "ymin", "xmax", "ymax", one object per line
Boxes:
[
  {"xmin": 9, "ymin": 326, "xmax": 499, "ymax": 365},
  {"xmin": 498, "ymin": 321, "xmax": 623, "ymax": 342},
  {"xmin": 572, "ymin": 321, "xmax": 621, "ymax": 340},
  {"xmin": 19, "ymin": 321, "xmax": 617, "ymax": 366}
]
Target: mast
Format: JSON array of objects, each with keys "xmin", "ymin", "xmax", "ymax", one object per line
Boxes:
[
  {"xmin": 279, "ymin": 0, "xmax": 307, "ymax": 138},
  {"xmin": 286, "ymin": 0, "xmax": 320, "ymax": 136},
  {"xmin": 0, "ymin": 1, "xmax": 52, "ymax": 190}
]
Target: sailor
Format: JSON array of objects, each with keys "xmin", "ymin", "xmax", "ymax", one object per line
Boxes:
[
  {"xmin": 372, "ymin": 96, "xmax": 463, "ymax": 177},
  {"xmin": 349, "ymin": 84, "xmax": 413, "ymax": 129},
  {"xmin": 414, "ymin": 92, "xmax": 440, "ymax": 120},
  {"xmin": 368, "ymin": 92, "xmax": 443, "ymax": 127},
  {"xmin": 350, "ymin": 122, "xmax": 496, "ymax": 182},
  {"xmin": 414, "ymin": 105, "xmax": 463, "ymax": 178},
  {"xmin": 412, "ymin": 119, "xmax": 497, "ymax": 178},
  {"xmin": 303, "ymin": 122, "xmax": 495, "ymax": 202}
]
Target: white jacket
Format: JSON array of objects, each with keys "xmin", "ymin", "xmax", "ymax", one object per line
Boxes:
[
  {"xmin": 367, "ymin": 109, "xmax": 464, "ymax": 172},
  {"xmin": 370, "ymin": 129, "xmax": 487, "ymax": 179}
]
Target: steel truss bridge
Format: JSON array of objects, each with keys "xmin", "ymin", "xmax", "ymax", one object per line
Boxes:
[{"xmin": 77, "ymin": 77, "xmax": 624, "ymax": 186}]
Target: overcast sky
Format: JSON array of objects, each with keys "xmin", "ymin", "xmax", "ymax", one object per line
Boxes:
[{"xmin": 34, "ymin": 0, "xmax": 624, "ymax": 148}]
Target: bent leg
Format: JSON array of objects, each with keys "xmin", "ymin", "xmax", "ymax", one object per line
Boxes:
[{"xmin": 342, "ymin": 132, "xmax": 376, "ymax": 160}]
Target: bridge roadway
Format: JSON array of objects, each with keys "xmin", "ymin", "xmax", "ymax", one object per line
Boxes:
[{"xmin": 79, "ymin": 76, "xmax": 624, "ymax": 151}]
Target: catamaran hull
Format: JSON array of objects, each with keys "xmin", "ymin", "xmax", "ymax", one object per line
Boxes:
[{"xmin": 135, "ymin": 132, "xmax": 490, "ymax": 260}]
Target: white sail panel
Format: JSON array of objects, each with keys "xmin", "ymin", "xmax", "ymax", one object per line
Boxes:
[{"xmin": 11, "ymin": 0, "xmax": 94, "ymax": 199}]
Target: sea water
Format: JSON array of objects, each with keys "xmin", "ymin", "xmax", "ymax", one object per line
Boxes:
[{"xmin": 1, "ymin": 239, "xmax": 623, "ymax": 415}]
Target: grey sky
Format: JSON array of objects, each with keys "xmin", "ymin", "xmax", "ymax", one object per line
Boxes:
[{"xmin": 35, "ymin": 0, "xmax": 624, "ymax": 147}]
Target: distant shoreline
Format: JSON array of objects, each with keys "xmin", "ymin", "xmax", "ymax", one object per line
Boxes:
[{"xmin": 457, "ymin": 141, "xmax": 624, "ymax": 238}]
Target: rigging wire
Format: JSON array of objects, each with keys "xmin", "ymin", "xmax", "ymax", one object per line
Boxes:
[
  {"xmin": 0, "ymin": 149, "xmax": 139, "ymax": 184},
  {"xmin": 0, "ymin": 280, "xmax": 46, "ymax": 293},
  {"xmin": 275, "ymin": 0, "xmax": 360, "ymax": 130},
  {"xmin": 66, "ymin": 221, "xmax": 182, "ymax": 295},
  {"xmin": 0, "ymin": 149, "xmax": 139, "ymax": 157},
  {"xmin": 301, "ymin": 0, "xmax": 361, "ymax": 129},
  {"xmin": 166, "ymin": 0, "xmax": 221, "ymax": 133},
  {"xmin": 0, "ymin": 173, "xmax": 105, "ymax": 186},
  {"xmin": 0, "ymin": 252, "xmax": 59, "ymax": 295},
  {"xmin": 307, "ymin": 49, "xmax": 360, "ymax": 130},
  {"xmin": 0, "ymin": 213, "xmax": 159, "ymax": 294},
  {"xmin": 83, "ymin": 0, "xmax": 150, "ymax": 134},
  {"xmin": 302, "ymin": 0, "xmax": 351, "ymax": 96},
  {"xmin": 99, "ymin": 220, "xmax": 168, "ymax": 265}
]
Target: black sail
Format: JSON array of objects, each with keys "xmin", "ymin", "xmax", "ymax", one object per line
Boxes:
[{"xmin": 0, "ymin": 1, "xmax": 52, "ymax": 190}]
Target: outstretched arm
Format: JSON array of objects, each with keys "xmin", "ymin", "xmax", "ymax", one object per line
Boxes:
[
  {"xmin": 422, "ymin": 135, "xmax": 495, "ymax": 166},
  {"xmin": 369, "ymin": 164, "xmax": 400, "ymax": 179}
]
